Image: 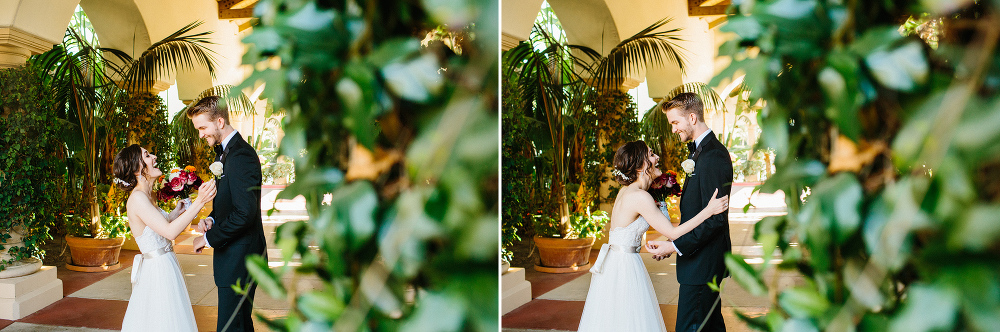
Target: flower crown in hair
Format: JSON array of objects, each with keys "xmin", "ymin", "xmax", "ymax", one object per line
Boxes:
[
  {"xmin": 114, "ymin": 177, "xmax": 131, "ymax": 186},
  {"xmin": 611, "ymin": 168, "xmax": 630, "ymax": 181}
]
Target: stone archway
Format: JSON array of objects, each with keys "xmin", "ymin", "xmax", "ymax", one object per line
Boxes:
[
  {"xmin": 0, "ymin": 0, "xmax": 79, "ymax": 68},
  {"xmin": 1, "ymin": 0, "xmax": 233, "ymax": 99},
  {"xmin": 501, "ymin": 0, "xmax": 620, "ymax": 54},
  {"xmin": 501, "ymin": 0, "xmax": 729, "ymax": 98}
]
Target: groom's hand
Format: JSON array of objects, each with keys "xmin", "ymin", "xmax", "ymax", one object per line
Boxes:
[
  {"xmin": 193, "ymin": 236, "xmax": 208, "ymax": 253},
  {"xmin": 646, "ymin": 240, "xmax": 675, "ymax": 260},
  {"xmin": 194, "ymin": 217, "xmax": 214, "ymax": 233}
]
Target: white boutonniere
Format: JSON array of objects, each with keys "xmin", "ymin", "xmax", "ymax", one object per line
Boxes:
[
  {"xmin": 209, "ymin": 161, "xmax": 224, "ymax": 178},
  {"xmin": 681, "ymin": 159, "xmax": 696, "ymax": 174}
]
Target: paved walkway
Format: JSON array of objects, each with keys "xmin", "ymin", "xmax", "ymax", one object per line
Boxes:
[
  {"xmin": 503, "ymin": 186, "xmax": 797, "ymax": 332},
  {"xmin": 0, "ymin": 187, "xmax": 307, "ymax": 332}
]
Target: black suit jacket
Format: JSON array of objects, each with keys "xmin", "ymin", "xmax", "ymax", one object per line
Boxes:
[
  {"xmin": 207, "ymin": 132, "xmax": 267, "ymax": 287},
  {"xmin": 674, "ymin": 132, "xmax": 733, "ymax": 285}
]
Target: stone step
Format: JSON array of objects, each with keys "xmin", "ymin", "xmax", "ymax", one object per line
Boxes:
[{"xmin": 0, "ymin": 268, "xmax": 63, "ymax": 319}]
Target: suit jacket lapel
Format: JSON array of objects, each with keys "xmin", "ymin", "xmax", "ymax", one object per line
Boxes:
[
  {"xmin": 693, "ymin": 132, "xmax": 719, "ymax": 162},
  {"xmin": 221, "ymin": 132, "xmax": 244, "ymax": 164},
  {"xmin": 692, "ymin": 143, "xmax": 705, "ymax": 162}
]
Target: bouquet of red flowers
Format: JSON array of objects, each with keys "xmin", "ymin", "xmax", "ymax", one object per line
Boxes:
[
  {"xmin": 157, "ymin": 165, "xmax": 203, "ymax": 202},
  {"xmin": 648, "ymin": 170, "xmax": 682, "ymax": 204}
]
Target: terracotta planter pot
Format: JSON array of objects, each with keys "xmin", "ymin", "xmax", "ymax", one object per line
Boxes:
[
  {"xmin": 65, "ymin": 235, "xmax": 125, "ymax": 272},
  {"xmin": 534, "ymin": 236, "xmax": 595, "ymax": 273}
]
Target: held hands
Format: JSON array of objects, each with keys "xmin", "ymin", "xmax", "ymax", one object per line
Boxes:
[
  {"xmin": 192, "ymin": 219, "xmax": 211, "ymax": 253},
  {"xmin": 194, "ymin": 180, "xmax": 217, "ymax": 206},
  {"xmin": 194, "ymin": 218, "xmax": 213, "ymax": 234},
  {"xmin": 646, "ymin": 240, "xmax": 676, "ymax": 260},
  {"xmin": 706, "ymin": 188, "xmax": 730, "ymax": 216}
]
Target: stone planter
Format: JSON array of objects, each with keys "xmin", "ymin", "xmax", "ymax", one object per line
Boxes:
[
  {"xmin": 533, "ymin": 236, "xmax": 595, "ymax": 273},
  {"xmin": 65, "ymin": 236, "xmax": 125, "ymax": 272},
  {"xmin": 0, "ymin": 227, "xmax": 42, "ymax": 278}
]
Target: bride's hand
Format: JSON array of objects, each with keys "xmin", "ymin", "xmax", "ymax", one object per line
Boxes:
[
  {"xmin": 175, "ymin": 198, "xmax": 191, "ymax": 214},
  {"xmin": 705, "ymin": 189, "xmax": 730, "ymax": 215},
  {"xmin": 194, "ymin": 180, "xmax": 217, "ymax": 205}
]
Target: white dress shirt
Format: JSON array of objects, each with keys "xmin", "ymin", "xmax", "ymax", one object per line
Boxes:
[
  {"xmin": 694, "ymin": 129, "xmax": 712, "ymax": 149},
  {"xmin": 220, "ymin": 130, "xmax": 238, "ymax": 155}
]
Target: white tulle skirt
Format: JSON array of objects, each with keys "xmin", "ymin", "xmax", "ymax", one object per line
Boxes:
[
  {"xmin": 121, "ymin": 252, "xmax": 198, "ymax": 332},
  {"xmin": 577, "ymin": 249, "xmax": 667, "ymax": 332}
]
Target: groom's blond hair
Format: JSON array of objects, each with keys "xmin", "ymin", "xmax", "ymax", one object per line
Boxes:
[
  {"xmin": 659, "ymin": 92, "xmax": 705, "ymax": 122},
  {"xmin": 185, "ymin": 96, "xmax": 230, "ymax": 124}
]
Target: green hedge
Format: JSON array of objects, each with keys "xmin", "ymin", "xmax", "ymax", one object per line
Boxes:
[{"xmin": 0, "ymin": 65, "xmax": 62, "ymax": 269}]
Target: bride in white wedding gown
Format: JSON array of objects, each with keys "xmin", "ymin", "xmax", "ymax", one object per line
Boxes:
[
  {"xmin": 112, "ymin": 144, "xmax": 216, "ymax": 332},
  {"xmin": 578, "ymin": 141, "xmax": 729, "ymax": 332}
]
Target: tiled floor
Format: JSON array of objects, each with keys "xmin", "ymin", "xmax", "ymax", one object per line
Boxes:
[
  {"xmin": 0, "ymin": 188, "xmax": 306, "ymax": 332},
  {"xmin": 502, "ymin": 187, "xmax": 795, "ymax": 332}
]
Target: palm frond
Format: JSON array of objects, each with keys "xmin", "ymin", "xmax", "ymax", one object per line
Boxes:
[
  {"xmin": 588, "ymin": 18, "xmax": 688, "ymax": 91},
  {"xmin": 661, "ymin": 82, "xmax": 727, "ymax": 115},
  {"xmin": 640, "ymin": 103, "xmax": 687, "ymax": 173},
  {"xmin": 98, "ymin": 47, "xmax": 135, "ymax": 76},
  {"xmin": 193, "ymin": 84, "xmax": 257, "ymax": 117},
  {"xmin": 170, "ymin": 106, "xmax": 203, "ymax": 160},
  {"xmin": 113, "ymin": 21, "xmax": 218, "ymax": 93},
  {"xmin": 168, "ymin": 84, "xmax": 257, "ymax": 158},
  {"xmin": 264, "ymin": 99, "xmax": 285, "ymax": 117}
]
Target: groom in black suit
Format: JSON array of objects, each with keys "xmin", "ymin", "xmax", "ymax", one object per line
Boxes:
[
  {"xmin": 187, "ymin": 96, "xmax": 267, "ymax": 332},
  {"xmin": 648, "ymin": 92, "xmax": 733, "ymax": 332}
]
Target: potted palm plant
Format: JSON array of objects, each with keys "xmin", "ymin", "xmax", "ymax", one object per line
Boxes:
[
  {"xmin": 504, "ymin": 17, "xmax": 687, "ymax": 272},
  {"xmin": 62, "ymin": 185, "xmax": 130, "ymax": 271},
  {"xmin": 34, "ymin": 20, "xmax": 217, "ymax": 271}
]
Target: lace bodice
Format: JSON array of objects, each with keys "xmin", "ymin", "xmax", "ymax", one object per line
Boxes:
[
  {"xmin": 134, "ymin": 209, "xmax": 173, "ymax": 254},
  {"xmin": 607, "ymin": 217, "xmax": 649, "ymax": 248}
]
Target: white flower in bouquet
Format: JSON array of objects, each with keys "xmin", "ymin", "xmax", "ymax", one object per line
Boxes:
[
  {"xmin": 681, "ymin": 159, "xmax": 696, "ymax": 174},
  {"xmin": 167, "ymin": 167, "xmax": 181, "ymax": 181},
  {"xmin": 210, "ymin": 162, "xmax": 224, "ymax": 177}
]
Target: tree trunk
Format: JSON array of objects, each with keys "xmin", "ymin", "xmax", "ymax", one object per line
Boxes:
[{"xmin": 81, "ymin": 180, "xmax": 100, "ymax": 235}]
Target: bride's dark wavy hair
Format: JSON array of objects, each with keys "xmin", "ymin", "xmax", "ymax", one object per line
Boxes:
[
  {"xmin": 113, "ymin": 144, "xmax": 147, "ymax": 192},
  {"xmin": 613, "ymin": 140, "xmax": 650, "ymax": 186}
]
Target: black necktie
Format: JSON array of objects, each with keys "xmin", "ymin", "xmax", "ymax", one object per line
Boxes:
[
  {"xmin": 214, "ymin": 144, "xmax": 224, "ymax": 161},
  {"xmin": 687, "ymin": 141, "xmax": 696, "ymax": 159}
]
